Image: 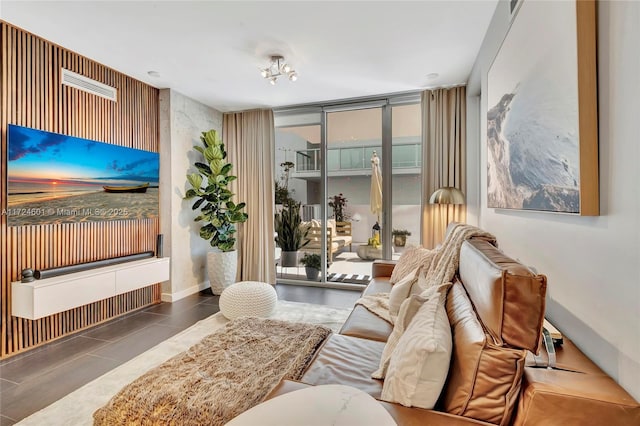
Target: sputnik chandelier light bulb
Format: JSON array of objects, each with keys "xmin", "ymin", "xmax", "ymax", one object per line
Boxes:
[{"xmin": 260, "ymin": 55, "xmax": 298, "ymax": 85}]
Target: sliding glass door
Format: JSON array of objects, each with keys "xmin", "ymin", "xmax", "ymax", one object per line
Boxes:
[
  {"xmin": 326, "ymin": 107, "xmax": 383, "ymax": 284},
  {"xmin": 274, "ymin": 96, "xmax": 421, "ymax": 286},
  {"xmin": 274, "ymin": 123, "xmax": 322, "ymax": 282}
]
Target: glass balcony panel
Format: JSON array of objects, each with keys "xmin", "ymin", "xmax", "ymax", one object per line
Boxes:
[
  {"xmin": 392, "ymin": 144, "xmax": 421, "ymax": 168},
  {"xmin": 293, "ymin": 144, "xmax": 422, "ymax": 173},
  {"xmin": 296, "ymin": 149, "xmax": 318, "ymax": 172},
  {"xmin": 340, "ymin": 147, "xmax": 365, "ymax": 170},
  {"xmin": 327, "ymin": 149, "xmax": 340, "ymax": 171}
]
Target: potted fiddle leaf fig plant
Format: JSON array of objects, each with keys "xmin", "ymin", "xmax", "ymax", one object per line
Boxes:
[{"xmin": 185, "ymin": 129, "xmax": 248, "ymax": 295}]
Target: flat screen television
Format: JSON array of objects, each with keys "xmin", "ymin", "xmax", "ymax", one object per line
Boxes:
[{"xmin": 6, "ymin": 124, "xmax": 159, "ymax": 226}]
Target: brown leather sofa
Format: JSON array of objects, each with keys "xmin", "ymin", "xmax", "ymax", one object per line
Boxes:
[{"xmin": 268, "ymin": 238, "xmax": 640, "ymax": 425}]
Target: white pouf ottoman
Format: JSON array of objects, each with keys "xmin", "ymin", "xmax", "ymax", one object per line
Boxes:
[{"xmin": 219, "ymin": 281, "xmax": 278, "ymax": 320}]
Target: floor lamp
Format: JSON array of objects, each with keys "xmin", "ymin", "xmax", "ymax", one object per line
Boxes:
[
  {"xmin": 429, "ymin": 186, "xmax": 465, "ymax": 205},
  {"xmin": 429, "ymin": 187, "xmax": 465, "ymax": 240}
]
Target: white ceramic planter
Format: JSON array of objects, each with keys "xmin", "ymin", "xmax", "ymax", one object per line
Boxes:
[
  {"xmin": 280, "ymin": 251, "xmax": 298, "ymax": 268},
  {"xmin": 207, "ymin": 249, "xmax": 238, "ymax": 295},
  {"xmin": 305, "ymin": 267, "xmax": 320, "ymax": 281}
]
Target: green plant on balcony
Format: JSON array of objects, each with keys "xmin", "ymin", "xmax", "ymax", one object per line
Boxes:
[
  {"xmin": 275, "ymin": 200, "xmax": 309, "ymax": 267},
  {"xmin": 300, "ymin": 253, "xmax": 321, "ymax": 281},
  {"xmin": 300, "ymin": 253, "xmax": 321, "ymax": 269},
  {"xmin": 275, "ymin": 161, "xmax": 296, "ymax": 205},
  {"xmin": 392, "ymin": 228, "xmax": 412, "ymax": 247},
  {"xmin": 275, "ymin": 180, "xmax": 294, "ymax": 205},
  {"xmin": 328, "ymin": 193, "xmax": 348, "ymax": 222}
]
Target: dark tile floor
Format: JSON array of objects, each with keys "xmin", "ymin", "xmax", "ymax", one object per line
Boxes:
[{"xmin": 0, "ymin": 284, "xmax": 360, "ymax": 424}]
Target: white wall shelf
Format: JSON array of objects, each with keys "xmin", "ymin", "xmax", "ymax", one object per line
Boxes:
[{"xmin": 11, "ymin": 257, "xmax": 170, "ymax": 320}]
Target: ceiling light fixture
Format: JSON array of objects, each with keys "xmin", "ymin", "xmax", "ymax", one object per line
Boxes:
[{"xmin": 261, "ymin": 55, "xmax": 298, "ymax": 85}]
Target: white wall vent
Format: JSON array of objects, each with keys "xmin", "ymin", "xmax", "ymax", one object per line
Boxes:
[{"xmin": 61, "ymin": 68, "xmax": 117, "ymax": 102}]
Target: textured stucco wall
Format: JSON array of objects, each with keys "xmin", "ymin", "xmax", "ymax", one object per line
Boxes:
[{"xmin": 159, "ymin": 89, "xmax": 223, "ymax": 299}]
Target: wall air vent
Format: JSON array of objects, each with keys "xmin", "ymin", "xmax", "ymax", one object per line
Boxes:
[{"xmin": 61, "ymin": 68, "xmax": 118, "ymax": 102}]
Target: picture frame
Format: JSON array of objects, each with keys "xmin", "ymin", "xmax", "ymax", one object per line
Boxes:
[{"xmin": 487, "ymin": 0, "xmax": 598, "ymax": 215}]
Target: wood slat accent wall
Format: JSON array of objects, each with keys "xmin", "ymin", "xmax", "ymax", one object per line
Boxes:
[{"xmin": 0, "ymin": 21, "xmax": 161, "ymax": 358}]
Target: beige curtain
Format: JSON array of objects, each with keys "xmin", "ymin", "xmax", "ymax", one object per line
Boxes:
[
  {"xmin": 421, "ymin": 86, "xmax": 467, "ymax": 248},
  {"xmin": 223, "ymin": 110, "xmax": 275, "ymax": 284}
]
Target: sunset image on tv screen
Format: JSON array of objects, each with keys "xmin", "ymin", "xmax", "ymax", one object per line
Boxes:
[{"xmin": 6, "ymin": 124, "xmax": 159, "ymax": 226}]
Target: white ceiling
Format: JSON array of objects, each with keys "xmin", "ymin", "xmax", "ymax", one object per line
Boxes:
[{"xmin": 0, "ymin": 1, "xmax": 497, "ymax": 112}]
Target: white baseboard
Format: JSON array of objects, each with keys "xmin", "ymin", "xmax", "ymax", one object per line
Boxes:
[{"xmin": 161, "ymin": 281, "xmax": 210, "ymax": 303}]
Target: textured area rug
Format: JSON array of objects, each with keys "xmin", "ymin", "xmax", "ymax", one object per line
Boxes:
[
  {"xmin": 94, "ymin": 317, "xmax": 331, "ymax": 425},
  {"xmin": 17, "ymin": 300, "xmax": 351, "ymax": 426}
]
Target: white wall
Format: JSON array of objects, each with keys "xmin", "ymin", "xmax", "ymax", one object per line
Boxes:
[
  {"xmin": 345, "ymin": 204, "xmax": 421, "ymax": 247},
  {"xmin": 159, "ymin": 89, "xmax": 223, "ymax": 301},
  {"xmin": 465, "ymin": 95, "xmax": 481, "ymax": 226},
  {"xmin": 327, "ymin": 174, "xmax": 421, "ymax": 205},
  {"xmin": 329, "ymin": 174, "xmax": 422, "ymax": 245},
  {"xmin": 468, "ymin": 1, "xmax": 640, "ymax": 399}
]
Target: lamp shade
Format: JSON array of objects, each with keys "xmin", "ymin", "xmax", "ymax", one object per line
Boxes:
[{"xmin": 429, "ymin": 187, "xmax": 465, "ymax": 205}]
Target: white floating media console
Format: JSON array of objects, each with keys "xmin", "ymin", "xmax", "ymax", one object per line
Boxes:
[{"xmin": 12, "ymin": 257, "xmax": 170, "ymax": 320}]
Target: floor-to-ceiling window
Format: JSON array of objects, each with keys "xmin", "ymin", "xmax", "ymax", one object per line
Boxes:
[
  {"xmin": 390, "ymin": 103, "xmax": 422, "ymax": 254},
  {"xmin": 274, "ymin": 95, "xmax": 421, "ymax": 287}
]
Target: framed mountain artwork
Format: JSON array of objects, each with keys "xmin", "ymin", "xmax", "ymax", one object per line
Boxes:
[{"xmin": 487, "ymin": 0, "xmax": 599, "ymax": 215}]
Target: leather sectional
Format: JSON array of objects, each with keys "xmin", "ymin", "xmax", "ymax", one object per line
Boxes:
[{"xmin": 267, "ymin": 236, "xmax": 640, "ymax": 425}]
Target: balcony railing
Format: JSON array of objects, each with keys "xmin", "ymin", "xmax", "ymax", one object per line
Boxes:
[{"xmin": 295, "ymin": 144, "xmax": 421, "ymax": 172}]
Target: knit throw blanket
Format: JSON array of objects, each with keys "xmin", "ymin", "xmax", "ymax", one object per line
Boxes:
[
  {"xmin": 422, "ymin": 223, "xmax": 496, "ymax": 289},
  {"xmin": 93, "ymin": 317, "xmax": 331, "ymax": 426},
  {"xmin": 356, "ymin": 224, "xmax": 496, "ymax": 324},
  {"xmin": 356, "ymin": 293, "xmax": 393, "ymax": 324}
]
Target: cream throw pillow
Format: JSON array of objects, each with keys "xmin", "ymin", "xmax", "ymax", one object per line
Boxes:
[
  {"xmin": 373, "ymin": 283, "xmax": 446, "ymax": 379},
  {"xmin": 380, "ymin": 283, "xmax": 453, "ymax": 409},
  {"xmin": 388, "ymin": 267, "xmax": 421, "ymax": 319},
  {"xmin": 372, "ymin": 292, "xmax": 427, "ymax": 380},
  {"xmin": 389, "ymin": 246, "xmax": 434, "ymax": 284}
]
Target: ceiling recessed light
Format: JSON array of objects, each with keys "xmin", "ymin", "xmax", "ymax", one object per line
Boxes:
[
  {"xmin": 147, "ymin": 71, "xmax": 161, "ymax": 78},
  {"xmin": 427, "ymin": 73, "xmax": 439, "ymax": 80}
]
